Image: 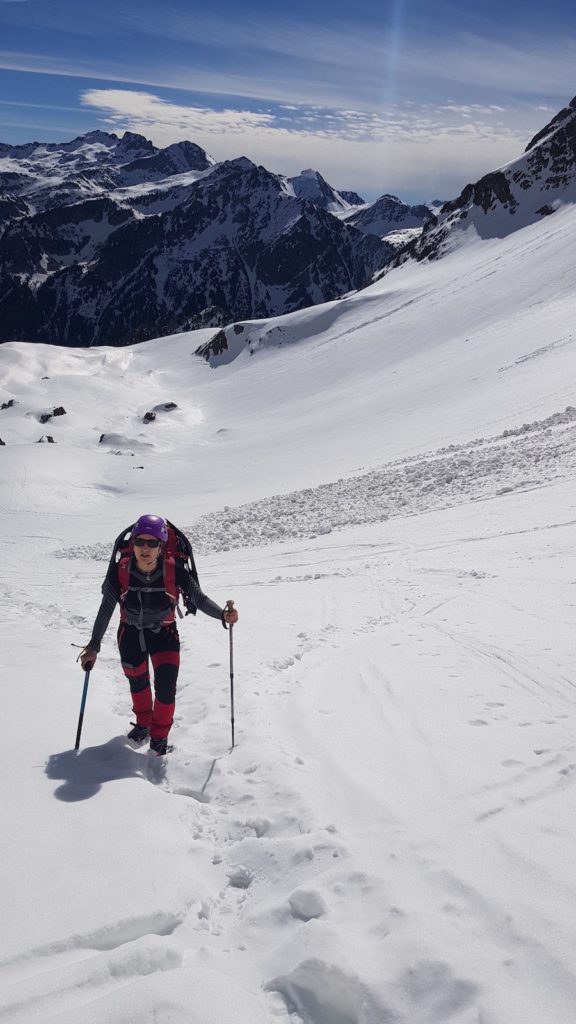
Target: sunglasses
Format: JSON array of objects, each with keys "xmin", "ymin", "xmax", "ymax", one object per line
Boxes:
[{"xmin": 133, "ymin": 537, "xmax": 161, "ymax": 548}]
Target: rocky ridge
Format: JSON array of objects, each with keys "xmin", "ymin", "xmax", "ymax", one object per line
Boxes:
[{"xmin": 391, "ymin": 96, "xmax": 576, "ymax": 266}]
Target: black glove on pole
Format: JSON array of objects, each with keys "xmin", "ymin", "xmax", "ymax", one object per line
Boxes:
[{"xmin": 75, "ymin": 666, "xmax": 92, "ymax": 750}]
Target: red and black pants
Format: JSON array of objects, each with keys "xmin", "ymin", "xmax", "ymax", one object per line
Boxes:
[{"xmin": 118, "ymin": 623, "xmax": 180, "ymax": 740}]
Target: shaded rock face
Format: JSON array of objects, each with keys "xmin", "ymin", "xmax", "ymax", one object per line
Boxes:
[
  {"xmin": 339, "ymin": 190, "xmax": 365, "ymax": 206},
  {"xmin": 180, "ymin": 305, "xmax": 230, "ymax": 331},
  {"xmin": 392, "ymin": 96, "xmax": 576, "ymax": 267},
  {"xmin": 0, "ymin": 194, "xmax": 30, "ymax": 225},
  {"xmin": 0, "ymin": 136, "xmax": 394, "ymax": 347}
]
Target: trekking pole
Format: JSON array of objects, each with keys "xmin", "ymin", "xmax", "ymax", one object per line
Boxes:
[
  {"xmin": 74, "ymin": 666, "xmax": 92, "ymax": 751},
  {"xmin": 226, "ymin": 600, "xmax": 235, "ymax": 749}
]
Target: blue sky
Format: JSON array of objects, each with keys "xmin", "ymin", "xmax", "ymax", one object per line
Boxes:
[{"xmin": 0, "ymin": 0, "xmax": 574, "ymax": 201}]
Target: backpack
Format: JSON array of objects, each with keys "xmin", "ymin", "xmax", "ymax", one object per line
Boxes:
[{"xmin": 107, "ymin": 520, "xmax": 201, "ymax": 618}]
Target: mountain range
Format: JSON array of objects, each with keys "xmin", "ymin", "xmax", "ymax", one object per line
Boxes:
[
  {"xmin": 1, "ymin": 95, "xmax": 575, "ymax": 348},
  {"xmin": 0, "ymin": 134, "xmax": 417, "ymax": 347}
]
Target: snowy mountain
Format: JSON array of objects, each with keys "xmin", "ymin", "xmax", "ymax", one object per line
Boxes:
[
  {"xmin": 287, "ymin": 168, "xmax": 355, "ymax": 213},
  {"xmin": 395, "ymin": 94, "xmax": 576, "ymax": 264},
  {"xmin": 1, "ymin": 170, "xmax": 576, "ymax": 1023},
  {"xmin": 341, "ymin": 193, "xmax": 432, "ymax": 240},
  {"xmin": 0, "ymin": 133, "xmax": 392, "ymax": 346},
  {"xmin": 0, "ymin": 130, "xmax": 213, "ymax": 212}
]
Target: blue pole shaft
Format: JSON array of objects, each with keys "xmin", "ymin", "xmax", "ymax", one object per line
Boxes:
[{"xmin": 74, "ymin": 669, "xmax": 91, "ymax": 750}]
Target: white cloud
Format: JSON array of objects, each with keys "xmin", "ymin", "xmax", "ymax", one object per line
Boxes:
[{"xmin": 81, "ymin": 89, "xmax": 275, "ymax": 137}]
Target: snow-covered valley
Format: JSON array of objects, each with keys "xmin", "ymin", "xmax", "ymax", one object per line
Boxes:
[{"xmin": 1, "ymin": 192, "xmax": 576, "ymax": 1023}]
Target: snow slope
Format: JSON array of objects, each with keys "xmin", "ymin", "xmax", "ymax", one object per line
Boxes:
[{"xmin": 1, "ymin": 202, "xmax": 576, "ymax": 1023}]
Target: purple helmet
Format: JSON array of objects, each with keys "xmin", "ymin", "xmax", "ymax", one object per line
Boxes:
[{"xmin": 131, "ymin": 514, "xmax": 168, "ymax": 543}]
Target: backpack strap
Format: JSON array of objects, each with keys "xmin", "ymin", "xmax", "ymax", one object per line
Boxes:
[
  {"xmin": 163, "ymin": 550, "xmax": 178, "ymax": 606},
  {"xmin": 117, "ymin": 550, "xmax": 132, "ymax": 602}
]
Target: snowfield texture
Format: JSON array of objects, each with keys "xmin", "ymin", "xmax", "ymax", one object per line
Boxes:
[
  {"xmin": 1, "ymin": 185, "xmax": 576, "ymax": 1024},
  {"xmin": 58, "ymin": 404, "xmax": 576, "ymax": 559}
]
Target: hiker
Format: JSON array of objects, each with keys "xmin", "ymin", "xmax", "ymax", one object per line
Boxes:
[{"xmin": 79, "ymin": 514, "xmax": 238, "ymax": 754}]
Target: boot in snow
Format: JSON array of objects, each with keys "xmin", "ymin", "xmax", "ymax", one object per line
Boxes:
[{"xmin": 150, "ymin": 736, "xmax": 172, "ymax": 756}]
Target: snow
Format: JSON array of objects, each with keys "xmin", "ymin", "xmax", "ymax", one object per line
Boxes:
[{"xmin": 1, "ymin": 199, "xmax": 576, "ymax": 1023}]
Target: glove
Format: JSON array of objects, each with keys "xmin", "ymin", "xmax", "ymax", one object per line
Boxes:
[{"xmin": 79, "ymin": 647, "xmax": 98, "ymax": 671}]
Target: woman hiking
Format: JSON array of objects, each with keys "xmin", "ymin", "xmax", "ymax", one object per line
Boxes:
[{"xmin": 80, "ymin": 514, "xmax": 238, "ymax": 755}]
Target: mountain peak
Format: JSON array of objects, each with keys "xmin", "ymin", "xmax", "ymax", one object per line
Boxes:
[
  {"xmin": 524, "ymin": 95, "xmax": 576, "ymax": 153},
  {"xmin": 288, "ymin": 168, "xmax": 350, "ymax": 213},
  {"xmin": 81, "ymin": 130, "xmax": 118, "ymax": 144},
  {"xmin": 118, "ymin": 131, "xmax": 155, "ymax": 154}
]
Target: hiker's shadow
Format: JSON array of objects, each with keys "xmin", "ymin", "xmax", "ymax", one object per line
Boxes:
[{"xmin": 46, "ymin": 737, "xmax": 151, "ymax": 802}]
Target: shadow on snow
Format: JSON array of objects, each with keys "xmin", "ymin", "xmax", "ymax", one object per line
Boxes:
[{"xmin": 45, "ymin": 736, "xmax": 159, "ymax": 801}]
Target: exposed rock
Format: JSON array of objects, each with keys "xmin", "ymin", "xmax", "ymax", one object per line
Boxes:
[
  {"xmin": 1, "ymin": 399, "xmax": 15, "ymax": 410},
  {"xmin": 53, "ymin": 406, "xmax": 66, "ymax": 416},
  {"xmin": 0, "ymin": 437, "xmax": 5, "ymax": 445},
  {"xmin": 536, "ymin": 204, "xmax": 557, "ymax": 217},
  {"xmin": 39, "ymin": 412, "xmax": 52, "ymax": 424},
  {"xmin": 200, "ymin": 330, "xmax": 228, "ymax": 359},
  {"xmin": 143, "ymin": 411, "xmax": 156, "ymax": 423},
  {"xmin": 339, "ymin": 189, "xmax": 365, "ymax": 206},
  {"xmin": 524, "ymin": 95, "xmax": 576, "ymax": 151},
  {"xmin": 37, "ymin": 435, "xmax": 55, "ymax": 443}
]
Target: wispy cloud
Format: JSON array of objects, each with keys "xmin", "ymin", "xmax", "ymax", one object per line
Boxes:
[{"xmin": 0, "ymin": 27, "xmax": 573, "ymax": 112}]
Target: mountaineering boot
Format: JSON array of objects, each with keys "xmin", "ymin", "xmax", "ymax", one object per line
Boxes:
[
  {"xmin": 127, "ymin": 722, "xmax": 150, "ymax": 744},
  {"xmin": 149, "ymin": 736, "xmax": 171, "ymax": 756}
]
